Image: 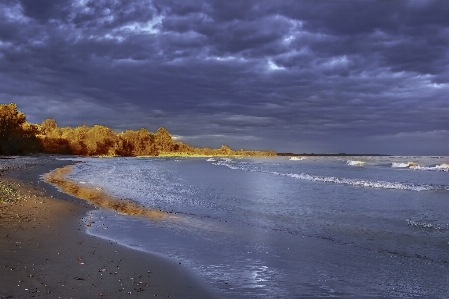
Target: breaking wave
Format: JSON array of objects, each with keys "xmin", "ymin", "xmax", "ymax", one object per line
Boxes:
[
  {"xmin": 211, "ymin": 159, "xmax": 448, "ymax": 192},
  {"xmin": 347, "ymin": 160, "xmax": 365, "ymax": 166},
  {"xmin": 407, "ymin": 219, "xmax": 449, "ymax": 230},
  {"xmin": 390, "ymin": 162, "xmax": 449, "ymax": 171},
  {"xmin": 391, "ymin": 162, "xmax": 418, "ymax": 168},
  {"xmin": 289, "ymin": 157, "xmax": 305, "ymax": 161},
  {"xmin": 410, "ymin": 163, "xmax": 449, "ymax": 172},
  {"xmin": 278, "ymin": 173, "xmax": 446, "ymax": 191}
]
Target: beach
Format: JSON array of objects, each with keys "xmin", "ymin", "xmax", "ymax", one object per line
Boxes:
[
  {"xmin": 59, "ymin": 156, "xmax": 449, "ymax": 298},
  {"xmin": 2, "ymin": 155, "xmax": 448, "ymax": 298},
  {"xmin": 0, "ymin": 156, "xmax": 218, "ymax": 299}
]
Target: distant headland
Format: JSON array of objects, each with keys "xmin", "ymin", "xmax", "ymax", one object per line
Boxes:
[{"xmin": 0, "ymin": 103, "xmax": 276, "ymax": 157}]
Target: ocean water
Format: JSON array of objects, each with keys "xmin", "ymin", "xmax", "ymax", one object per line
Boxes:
[{"xmin": 60, "ymin": 156, "xmax": 449, "ymax": 298}]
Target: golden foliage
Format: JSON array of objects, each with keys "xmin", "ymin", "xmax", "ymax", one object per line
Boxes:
[
  {"xmin": 1, "ymin": 102, "xmax": 276, "ymax": 157},
  {"xmin": 0, "ymin": 103, "xmax": 41, "ymax": 155}
]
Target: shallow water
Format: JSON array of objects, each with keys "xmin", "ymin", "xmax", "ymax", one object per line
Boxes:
[{"xmin": 62, "ymin": 156, "xmax": 449, "ymax": 298}]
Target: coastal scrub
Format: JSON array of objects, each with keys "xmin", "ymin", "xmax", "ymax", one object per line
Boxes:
[{"xmin": 1, "ymin": 102, "xmax": 276, "ymax": 157}]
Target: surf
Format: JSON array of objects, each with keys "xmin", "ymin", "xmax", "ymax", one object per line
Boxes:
[{"xmin": 211, "ymin": 158, "xmax": 449, "ymax": 192}]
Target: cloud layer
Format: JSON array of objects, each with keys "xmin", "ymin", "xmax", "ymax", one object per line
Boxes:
[{"xmin": 1, "ymin": 0, "xmax": 448, "ymax": 154}]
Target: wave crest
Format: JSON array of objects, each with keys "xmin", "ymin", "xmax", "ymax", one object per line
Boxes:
[
  {"xmin": 281, "ymin": 173, "xmax": 444, "ymax": 191},
  {"xmin": 407, "ymin": 219, "xmax": 449, "ymax": 230},
  {"xmin": 212, "ymin": 159, "xmax": 448, "ymax": 192},
  {"xmin": 289, "ymin": 157, "xmax": 305, "ymax": 161},
  {"xmin": 347, "ymin": 160, "xmax": 365, "ymax": 166},
  {"xmin": 391, "ymin": 162, "xmax": 418, "ymax": 168},
  {"xmin": 410, "ymin": 163, "xmax": 449, "ymax": 172}
]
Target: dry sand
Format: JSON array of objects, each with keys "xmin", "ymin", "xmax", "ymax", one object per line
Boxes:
[{"xmin": 0, "ymin": 156, "xmax": 218, "ymax": 299}]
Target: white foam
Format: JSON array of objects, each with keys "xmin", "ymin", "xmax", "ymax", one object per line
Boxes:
[
  {"xmin": 289, "ymin": 157, "xmax": 305, "ymax": 161},
  {"xmin": 409, "ymin": 163, "xmax": 449, "ymax": 172},
  {"xmin": 206, "ymin": 158, "xmax": 217, "ymax": 162},
  {"xmin": 407, "ymin": 219, "xmax": 449, "ymax": 230},
  {"xmin": 389, "ymin": 161, "xmax": 449, "ymax": 171},
  {"xmin": 212, "ymin": 159, "xmax": 448, "ymax": 192},
  {"xmin": 347, "ymin": 160, "xmax": 365, "ymax": 166},
  {"xmin": 391, "ymin": 162, "xmax": 418, "ymax": 168},
  {"xmin": 281, "ymin": 173, "xmax": 441, "ymax": 191},
  {"xmin": 212, "ymin": 159, "xmax": 245, "ymax": 171}
]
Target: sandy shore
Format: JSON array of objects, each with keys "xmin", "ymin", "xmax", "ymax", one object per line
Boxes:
[{"xmin": 0, "ymin": 156, "xmax": 218, "ymax": 299}]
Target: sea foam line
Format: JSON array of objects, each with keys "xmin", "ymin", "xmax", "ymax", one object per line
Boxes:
[
  {"xmin": 407, "ymin": 219, "xmax": 449, "ymax": 230},
  {"xmin": 278, "ymin": 172, "xmax": 444, "ymax": 191},
  {"xmin": 390, "ymin": 162, "xmax": 449, "ymax": 172},
  {"xmin": 347, "ymin": 160, "xmax": 365, "ymax": 166},
  {"xmin": 211, "ymin": 160, "xmax": 448, "ymax": 192},
  {"xmin": 410, "ymin": 164, "xmax": 449, "ymax": 172},
  {"xmin": 391, "ymin": 162, "xmax": 418, "ymax": 168}
]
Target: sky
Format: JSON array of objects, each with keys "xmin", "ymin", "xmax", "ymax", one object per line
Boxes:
[{"xmin": 1, "ymin": 0, "xmax": 448, "ymax": 155}]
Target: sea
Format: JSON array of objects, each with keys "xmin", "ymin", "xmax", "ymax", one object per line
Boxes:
[{"xmin": 56, "ymin": 156, "xmax": 449, "ymax": 298}]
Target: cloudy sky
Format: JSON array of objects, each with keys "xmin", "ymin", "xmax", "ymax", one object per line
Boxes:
[{"xmin": 1, "ymin": 0, "xmax": 448, "ymax": 155}]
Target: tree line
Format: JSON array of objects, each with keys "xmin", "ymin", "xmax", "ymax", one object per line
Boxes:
[{"xmin": 0, "ymin": 103, "xmax": 276, "ymax": 157}]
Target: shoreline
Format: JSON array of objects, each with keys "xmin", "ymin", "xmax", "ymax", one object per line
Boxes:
[
  {"xmin": 0, "ymin": 156, "xmax": 219, "ymax": 298},
  {"xmin": 43, "ymin": 164, "xmax": 169, "ymax": 220}
]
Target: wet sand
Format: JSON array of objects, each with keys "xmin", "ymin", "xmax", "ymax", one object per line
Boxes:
[
  {"xmin": 43, "ymin": 164, "xmax": 168, "ymax": 220},
  {"xmin": 0, "ymin": 156, "xmax": 218, "ymax": 299}
]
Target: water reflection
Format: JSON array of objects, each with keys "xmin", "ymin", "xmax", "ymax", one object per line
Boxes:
[{"xmin": 72, "ymin": 157, "xmax": 449, "ymax": 298}]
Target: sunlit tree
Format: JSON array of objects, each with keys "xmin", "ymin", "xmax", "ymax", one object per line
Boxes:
[
  {"xmin": 155, "ymin": 127, "xmax": 174, "ymax": 152},
  {"xmin": 84, "ymin": 125, "xmax": 118, "ymax": 156},
  {"xmin": 1, "ymin": 102, "xmax": 276, "ymax": 157},
  {"xmin": 0, "ymin": 103, "xmax": 40, "ymax": 155}
]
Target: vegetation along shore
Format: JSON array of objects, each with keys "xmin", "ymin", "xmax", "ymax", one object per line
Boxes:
[{"xmin": 0, "ymin": 102, "xmax": 275, "ymax": 157}]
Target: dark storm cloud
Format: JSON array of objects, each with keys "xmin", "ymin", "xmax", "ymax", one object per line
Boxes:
[
  {"xmin": 19, "ymin": 0, "xmax": 70, "ymax": 21},
  {"xmin": 1, "ymin": 0, "xmax": 448, "ymax": 154}
]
